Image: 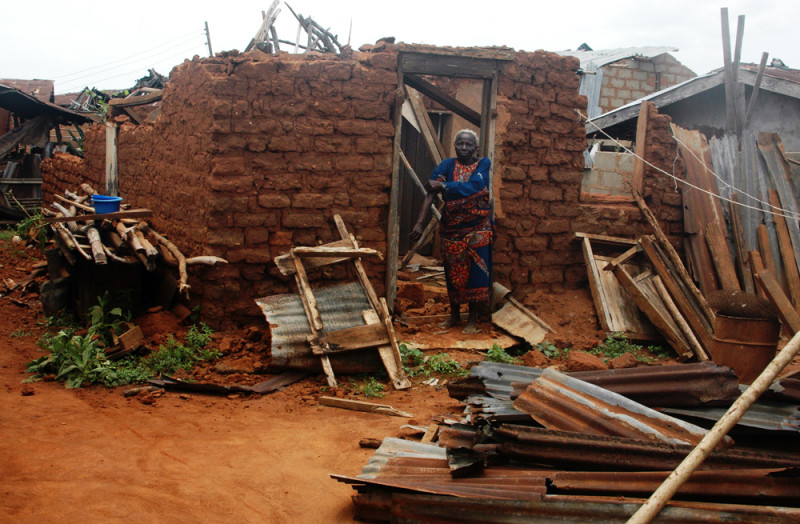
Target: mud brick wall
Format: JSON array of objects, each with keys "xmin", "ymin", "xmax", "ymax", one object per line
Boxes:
[
  {"xmin": 571, "ymin": 102, "xmax": 686, "ymax": 273},
  {"xmin": 491, "ymin": 51, "xmax": 588, "ymax": 293},
  {"xmin": 598, "ymin": 55, "xmax": 695, "ymax": 114},
  {"xmin": 41, "ymin": 152, "xmax": 90, "ymax": 202},
  {"xmin": 42, "ymin": 47, "xmax": 685, "ymax": 327}
]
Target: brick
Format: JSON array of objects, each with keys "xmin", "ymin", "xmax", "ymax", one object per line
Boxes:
[
  {"xmin": 355, "ymin": 137, "xmax": 392, "ymax": 154},
  {"xmin": 209, "ymin": 174, "xmax": 254, "ymax": 192},
  {"xmin": 268, "ymin": 136, "xmax": 306, "ymax": 152},
  {"xmin": 292, "ymin": 193, "xmax": 335, "ymax": 208},
  {"xmin": 351, "ymin": 192, "xmax": 388, "ymax": 207},
  {"xmin": 211, "ymin": 155, "xmax": 245, "ymax": 176},
  {"xmin": 528, "ymin": 184, "xmax": 562, "ymax": 201},
  {"xmin": 258, "ymin": 194, "xmax": 291, "ymax": 208},
  {"xmin": 515, "ymin": 236, "xmax": 548, "ymax": 252},
  {"xmin": 225, "ymin": 248, "xmax": 273, "ymax": 264},
  {"xmin": 244, "ymin": 227, "xmax": 270, "ymax": 244},
  {"xmin": 548, "ymin": 203, "xmax": 582, "ymax": 217},
  {"xmin": 282, "ymin": 213, "xmax": 326, "ymax": 228},
  {"xmin": 233, "ymin": 211, "xmax": 279, "ymax": 228},
  {"xmin": 530, "ymin": 268, "xmax": 563, "ymax": 285},
  {"xmin": 210, "ymin": 195, "xmax": 249, "ymax": 212},
  {"xmin": 334, "ymin": 155, "xmax": 373, "ymax": 171},
  {"xmin": 207, "ymin": 228, "xmax": 244, "ymax": 247},
  {"xmin": 537, "ymin": 219, "xmax": 571, "ymax": 234},
  {"xmin": 336, "ymin": 119, "xmax": 378, "ymax": 135}
]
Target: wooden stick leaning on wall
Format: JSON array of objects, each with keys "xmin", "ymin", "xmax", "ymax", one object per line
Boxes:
[
  {"xmin": 633, "ymin": 191, "xmax": 716, "ymax": 327},
  {"xmin": 768, "ymin": 188, "xmax": 800, "ymax": 311}
]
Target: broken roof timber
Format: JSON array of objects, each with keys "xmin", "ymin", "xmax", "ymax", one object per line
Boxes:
[{"xmin": 0, "ymin": 84, "xmax": 90, "ymax": 124}]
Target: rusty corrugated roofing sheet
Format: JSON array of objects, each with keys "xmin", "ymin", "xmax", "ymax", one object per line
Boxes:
[
  {"xmin": 462, "ymin": 361, "xmax": 740, "ymax": 407},
  {"xmin": 350, "ymin": 488, "xmax": 800, "ymax": 523},
  {"xmin": 661, "ymin": 403, "xmax": 800, "ymax": 433},
  {"xmin": 548, "ymin": 468, "xmax": 800, "ymax": 505},
  {"xmin": 255, "ymin": 282, "xmax": 383, "ymax": 373},
  {"xmin": 512, "ymin": 369, "xmax": 732, "ymax": 447},
  {"xmin": 494, "ymin": 424, "xmax": 800, "ymax": 471},
  {"xmin": 332, "ymin": 438, "xmax": 547, "ymax": 500},
  {"xmin": 0, "ymin": 83, "xmax": 90, "ymax": 123},
  {"xmin": 463, "ymin": 395, "xmax": 530, "ymax": 424}
]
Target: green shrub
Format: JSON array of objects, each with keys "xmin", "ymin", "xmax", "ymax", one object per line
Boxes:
[{"xmin": 486, "ymin": 344, "xmax": 519, "ymax": 364}]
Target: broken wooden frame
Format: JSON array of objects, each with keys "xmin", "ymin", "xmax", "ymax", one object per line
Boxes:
[
  {"xmin": 386, "ymin": 48, "xmax": 511, "ymax": 311},
  {"xmin": 274, "ymin": 215, "xmax": 410, "ymax": 389}
]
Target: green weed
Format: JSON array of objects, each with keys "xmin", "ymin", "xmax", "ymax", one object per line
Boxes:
[
  {"xmin": 10, "ymin": 329, "xmax": 30, "ymax": 338},
  {"xmin": 590, "ymin": 332, "xmax": 652, "ymax": 363},
  {"xmin": 486, "ymin": 344, "xmax": 519, "ymax": 364},
  {"xmin": 535, "ymin": 341, "xmax": 570, "ymax": 359},
  {"xmin": 359, "ymin": 376, "xmax": 385, "ymax": 398}
]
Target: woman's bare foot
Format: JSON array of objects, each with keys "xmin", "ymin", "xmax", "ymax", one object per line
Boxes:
[
  {"xmin": 462, "ymin": 321, "xmax": 480, "ymax": 334},
  {"xmin": 439, "ymin": 314, "xmax": 462, "ymax": 329}
]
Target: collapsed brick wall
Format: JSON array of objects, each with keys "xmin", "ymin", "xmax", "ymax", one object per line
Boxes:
[
  {"xmin": 41, "ymin": 46, "xmax": 685, "ymax": 328},
  {"xmin": 41, "ymin": 152, "xmax": 90, "ymax": 202},
  {"xmin": 598, "ymin": 54, "xmax": 695, "ymax": 114},
  {"xmin": 571, "ymin": 102, "xmax": 686, "ymax": 261}
]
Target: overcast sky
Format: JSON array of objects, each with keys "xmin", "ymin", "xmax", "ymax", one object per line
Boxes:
[{"xmin": 2, "ymin": 0, "xmax": 797, "ymax": 95}]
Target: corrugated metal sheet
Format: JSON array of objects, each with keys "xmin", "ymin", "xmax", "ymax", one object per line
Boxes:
[
  {"xmin": 661, "ymin": 402, "xmax": 800, "ymax": 433},
  {"xmin": 333, "ymin": 438, "xmax": 548, "ymax": 500},
  {"xmin": 566, "ymin": 362, "xmax": 740, "ymax": 407},
  {"xmin": 255, "ymin": 282, "xmax": 383, "ymax": 373},
  {"xmin": 494, "ymin": 424, "xmax": 800, "ymax": 471},
  {"xmin": 0, "ymin": 83, "xmax": 90, "ymax": 122},
  {"xmin": 463, "ymin": 395, "xmax": 530, "ymax": 424},
  {"xmin": 461, "ymin": 362, "xmax": 740, "ymax": 408},
  {"xmin": 770, "ymin": 374, "xmax": 800, "ymax": 402},
  {"xmin": 558, "ymin": 46, "xmax": 679, "ymax": 70},
  {"xmin": 548, "ymin": 469, "xmax": 800, "ymax": 504},
  {"xmin": 351, "ymin": 490, "xmax": 800, "ymax": 523},
  {"xmin": 513, "ymin": 369, "xmax": 731, "ymax": 447}
]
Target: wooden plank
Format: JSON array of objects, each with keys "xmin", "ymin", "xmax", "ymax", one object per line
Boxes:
[
  {"xmin": 105, "ymin": 122, "xmax": 118, "ymax": 196},
  {"xmin": 108, "ymin": 90, "xmax": 163, "ymax": 107},
  {"xmin": 704, "ymin": 222, "xmax": 740, "ymax": 291},
  {"xmin": 387, "ymin": 64, "xmax": 404, "ymax": 312},
  {"xmin": 421, "ymin": 423, "xmax": 439, "ymax": 444},
  {"xmin": 768, "ymin": 188, "xmax": 800, "ymax": 310},
  {"xmin": 582, "ymin": 237, "xmax": 613, "ymax": 332},
  {"xmin": 756, "ymin": 223, "xmax": 778, "ymax": 277},
  {"xmin": 632, "ymin": 102, "xmax": 649, "ymax": 194},
  {"xmin": 639, "ymin": 236, "xmax": 714, "ymax": 352},
  {"xmin": 318, "ymin": 396, "xmax": 413, "ymax": 418},
  {"xmin": 728, "ymin": 195, "xmax": 754, "ymax": 292},
  {"xmin": 749, "ymin": 250, "xmax": 768, "ymax": 299},
  {"xmin": 634, "ymin": 191, "xmax": 716, "ymax": 327},
  {"xmin": 754, "ymin": 269, "xmax": 800, "ymax": 333},
  {"xmin": 399, "ymin": 52, "xmax": 498, "ymax": 79},
  {"xmin": 0, "ymin": 178, "xmax": 43, "ymax": 185},
  {"xmin": 43, "ymin": 209, "xmax": 153, "ymax": 223},
  {"xmin": 405, "ymin": 86, "xmax": 445, "ymax": 164},
  {"xmin": 613, "ymin": 264, "xmax": 692, "ymax": 359},
  {"xmin": 291, "ymin": 246, "xmax": 383, "ymax": 260},
  {"xmin": 744, "ymin": 52, "xmax": 769, "ymax": 130},
  {"xmin": 274, "ymin": 239, "xmax": 355, "ymax": 276},
  {"xmin": 653, "ymin": 276, "xmax": 708, "ymax": 361},
  {"xmin": 318, "ymin": 323, "xmax": 391, "ymax": 352},
  {"xmin": 334, "ymin": 216, "xmax": 381, "ymax": 312},
  {"xmin": 720, "ymin": 7, "xmax": 738, "ymax": 133},
  {"xmin": 492, "ymin": 301, "xmax": 549, "ymax": 346},
  {"xmin": 377, "ymin": 298, "xmax": 412, "ymax": 390},
  {"xmin": 404, "ymin": 73, "xmax": 481, "ymax": 126},
  {"xmin": 291, "ymin": 254, "xmax": 336, "ymax": 387},
  {"xmin": 574, "ymin": 232, "xmax": 637, "ymax": 246}
]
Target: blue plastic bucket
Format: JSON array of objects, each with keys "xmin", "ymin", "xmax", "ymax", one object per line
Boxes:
[{"xmin": 92, "ymin": 195, "xmax": 123, "ymax": 214}]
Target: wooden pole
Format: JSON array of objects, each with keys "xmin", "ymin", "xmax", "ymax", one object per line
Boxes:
[
  {"xmin": 204, "ymin": 21, "xmax": 213, "ymax": 56},
  {"xmin": 627, "ymin": 328, "xmax": 800, "ymax": 523},
  {"xmin": 744, "ymin": 52, "xmax": 769, "ymax": 130},
  {"xmin": 386, "ymin": 63, "xmax": 404, "ymax": 313},
  {"xmin": 720, "ymin": 8, "xmax": 738, "ymax": 134}
]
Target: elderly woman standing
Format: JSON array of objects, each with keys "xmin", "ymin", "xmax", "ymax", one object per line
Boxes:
[{"xmin": 409, "ymin": 129, "xmax": 494, "ymax": 334}]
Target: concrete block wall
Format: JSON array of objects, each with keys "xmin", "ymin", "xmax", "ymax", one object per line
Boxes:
[
  {"xmin": 598, "ymin": 54, "xmax": 695, "ymax": 114},
  {"xmin": 582, "ymin": 150, "xmax": 636, "ymax": 198}
]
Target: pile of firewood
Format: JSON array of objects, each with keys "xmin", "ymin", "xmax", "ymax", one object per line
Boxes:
[{"xmin": 42, "ymin": 184, "xmax": 226, "ymax": 298}]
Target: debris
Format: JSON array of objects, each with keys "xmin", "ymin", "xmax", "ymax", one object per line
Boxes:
[{"xmin": 318, "ymin": 396, "xmax": 414, "ymax": 418}]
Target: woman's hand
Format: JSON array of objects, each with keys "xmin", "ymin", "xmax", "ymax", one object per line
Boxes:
[
  {"xmin": 424, "ymin": 180, "xmax": 445, "ymax": 193},
  {"xmin": 409, "ymin": 223, "xmax": 425, "ymax": 243}
]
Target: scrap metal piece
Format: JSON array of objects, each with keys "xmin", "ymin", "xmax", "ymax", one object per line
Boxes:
[
  {"xmin": 660, "ymin": 402, "xmax": 800, "ymax": 433},
  {"xmin": 255, "ymin": 282, "xmax": 383, "ymax": 373},
  {"xmin": 494, "ymin": 424, "xmax": 800, "ymax": 471},
  {"xmin": 513, "ymin": 369, "xmax": 732, "ymax": 447}
]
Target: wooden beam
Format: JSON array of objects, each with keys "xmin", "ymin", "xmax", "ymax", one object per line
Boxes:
[
  {"xmin": 728, "ymin": 195, "xmax": 754, "ymax": 292},
  {"xmin": 705, "ymin": 222, "xmax": 740, "ymax": 291},
  {"xmin": 273, "ymin": 239, "xmax": 355, "ymax": 276},
  {"xmin": 720, "ymin": 7, "xmax": 738, "ymax": 134},
  {"xmin": 754, "ymin": 269, "xmax": 800, "ymax": 333},
  {"xmin": 317, "ymin": 323, "xmax": 391, "ymax": 352},
  {"xmin": 634, "ymin": 192, "xmax": 716, "ymax": 327},
  {"xmin": 405, "ymin": 86, "xmax": 445, "ymax": 164},
  {"xmin": 108, "ymin": 90, "xmax": 163, "ymax": 107},
  {"xmin": 43, "ymin": 209, "xmax": 153, "ymax": 223},
  {"xmin": 404, "ymin": 73, "xmax": 481, "ymax": 126},
  {"xmin": 756, "ymin": 223, "xmax": 778, "ymax": 277},
  {"xmin": 318, "ymin": 396, "xmax": 413, "ymax": 418},
  {"xmin": 291, "ymin": 246, "xmax": 383, "ymax": 260},
  {"xmin": 769, "ymin": 188, "xmax": 800, "ymax": 310},
  {"xmin": 653, "ymin": 276, "xmax": 709, "ymax": 361},
  {"xmin": 744, "ymin": 52, "xmax": 769, "ymax": 130},
  {"xmin": 387, "ymin": 63, "xmax": 404, "ymax": 312},
  {"xmin": 400, "ymin": 52, "xmax": 498, "ymax": 79},
  {"xmin": 632, "ymin": 102, "xmax": 649, "ymax": 193}
]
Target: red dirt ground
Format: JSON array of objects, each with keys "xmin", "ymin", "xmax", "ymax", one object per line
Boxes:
[{"xmin": 5, "ymin": 238, "xmax": 795, "ymax": 522}]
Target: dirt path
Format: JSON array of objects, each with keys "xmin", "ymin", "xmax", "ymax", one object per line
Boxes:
[{"xmin": 0, "ymin": 242, "xmax": 464, "ymax": 523}]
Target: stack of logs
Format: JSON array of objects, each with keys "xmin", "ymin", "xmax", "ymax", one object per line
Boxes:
[{"xmin": 43, "ymin": 184, "xmax": 226, "ymax": 297}]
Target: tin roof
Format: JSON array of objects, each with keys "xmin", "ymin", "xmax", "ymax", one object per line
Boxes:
[
  {"xmin": 512, "ymin": 369, "xmax": 729, "ymax": 447},
  {"xmin": 557, "ymin": 46, "xmax": 679, "ymax": 70},
  {"xmin": 0, "ymin": 78, "xmax": 54, "ymax": 103},
  {"xmin": 0, "ymin": 83, "xmax": 91, "ymax": 123}
]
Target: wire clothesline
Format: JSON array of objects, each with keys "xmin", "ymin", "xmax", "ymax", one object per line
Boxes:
[{"xmin": 580, "ymin": 111, "xmax": 800, "ymax": 221}]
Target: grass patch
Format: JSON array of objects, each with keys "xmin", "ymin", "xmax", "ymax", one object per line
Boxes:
[
  {"xmin": 26, "ymin": 297, "xmax": 219, "ymax": 388},
  {"xmin": 590, "ymin": 332, "xmax": 662, "ymax": 364},
  {"xmin": 486, "ymin": 344, "xmax": 520, "ymax": 364},
  {"xmin": 399, "ymin": 343, "xmax": 468, "ymax": 378}
]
